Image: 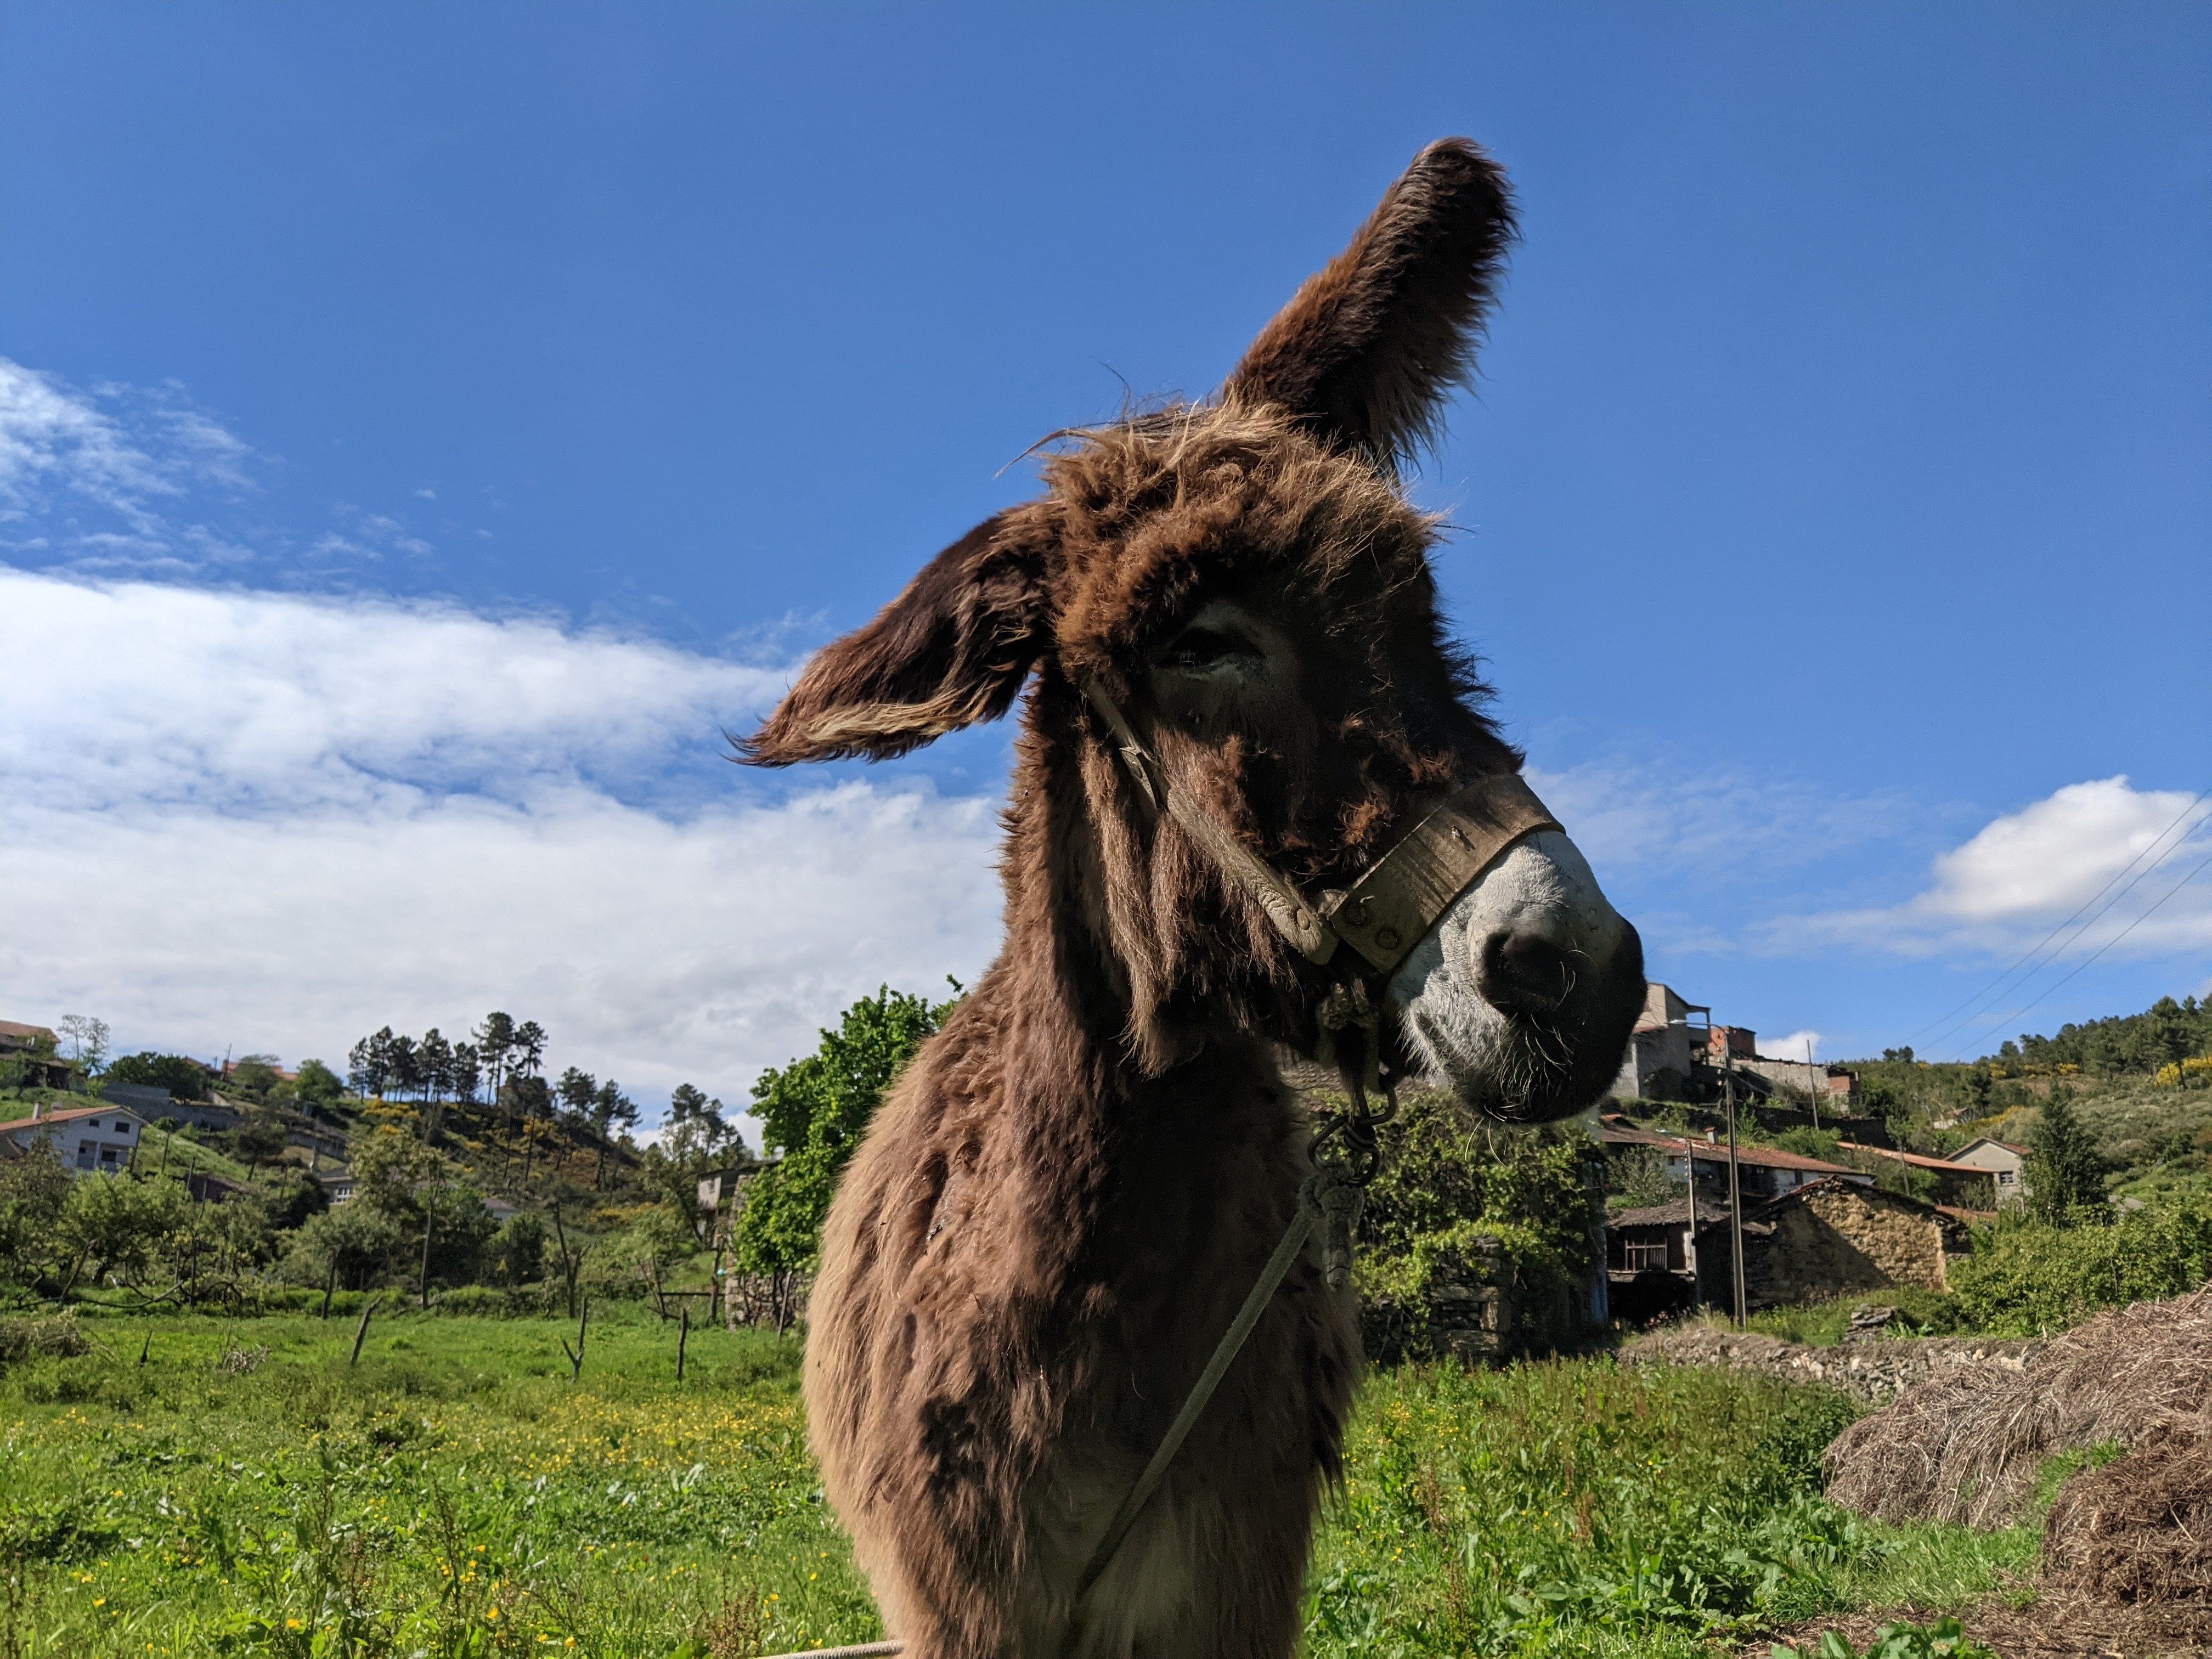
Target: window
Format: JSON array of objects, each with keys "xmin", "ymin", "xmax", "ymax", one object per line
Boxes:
[
  {"xmin": 100, "ymin": 1146, "xmax": 118, "ymax": 1164},
  {"xmin": 1622, "ymin": 1239, "xmax": 1672, "ymax": 1273},
  {"xmin": 1996, "ymin": 1170, "xmax": 2017, "ymax": 1185},
  {"xmin": 76, "ymin": 1147, "xmax": 95, "ymax": 1169},
  {"xmin": 85, "ymin": 1120, "xmax": 100, "ymax": 1130}
]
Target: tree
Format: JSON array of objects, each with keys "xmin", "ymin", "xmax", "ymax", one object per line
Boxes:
[
  {"xmin": 647, "ymin": 1083, "xmax": 745, "ymax": 1238},
  {"xmin": 294, "ymin": 1058, "xmax": 345, "ymax": 1112},
  {"xmin": 448, "ymin": 1043, "xmax": 481, "ymax": 1106},
  {"xmin": 588, "ymin": 1080, "xmax": 638, "ymax": 1189},
  {"xmin": 486, "ymin": 1213, "xmax": 546, "ymax": 1286},
  {"xmin": 57, "ymin": 1015, "xmax": 110, "ymax": 1075},
  {"xmin": 556, "ymin": 1067, "xmax": 599, "ymax": 1122},
  {"xmin": 229, "ymin": 1115, "xmax": 289, "ymax": 1171},
  {"xmin": 227, "ymin": 1054, "xmax": 285, "ymax": 1102},
  {"xmin": 286, "ymin": 1203, "xmax": 409, "ymax": 1294},
  {"xmin": 417, "ymin": 1029, "xmax": 453, "ymax": 1104},
  {"xmin": 0, "ymin": 1138, "xmax": 72, "ymax": 1289},
  {"xmin": 2028, "ymin": 1087, "xmax": 2105, "ymax": 1224},
  {"xmin": 511, "ymin": 1021, "xmax": 546, "ymax": 1085},
  {"xmin": 56, "ymin": 1172, "xmax": 191, "ymax": 1300},
  {"xmin": 105, "ymin": 1052, "xmax": 215, "ymax": 1101},
  {"xmin": 348, "ymin": 1028, "xmax": 398, "ymax": 1099},
  {"xmin": 387, "ymin": 1034, "xmax": 421, "ymax": 1101},
  {"xmin": 474, "ymin": 1012, "xmax": 516, "ymax": 1120},
  {"xmin": 733, "ymin": 986, "xmax": 952, "ymax": 1277}
]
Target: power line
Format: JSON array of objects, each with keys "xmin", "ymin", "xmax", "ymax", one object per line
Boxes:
[
  {"xmin": 1909, "ymin": 786, "xmax": 2211, "ymax": 1056},
  {"xmin": 1948, "ymin": 847, "xmax": 2212, "ymax": 1060}
]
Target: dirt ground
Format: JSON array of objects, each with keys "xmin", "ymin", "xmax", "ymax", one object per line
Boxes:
[{"xmin": 1757, "ymin": 1592, "xmax": 2212, "ymax": 1657}]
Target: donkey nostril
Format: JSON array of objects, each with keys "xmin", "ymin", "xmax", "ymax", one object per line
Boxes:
[{"xmin": 1479, "ymin": 929, "xmax": 1573, "ymax": 1016}]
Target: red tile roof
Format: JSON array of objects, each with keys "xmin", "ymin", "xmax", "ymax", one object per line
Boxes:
[
  {"xmin": 1599, "ymin": 1123, "xmax": 1863, "ymax": 1176},
  {"xmin": 1837, "ymin": 1141, "xmax": 1988, "ymax": 1176},
  {"xmin": 0, "ymin": 1104, "xmax": 143, "ymax": 1136}
]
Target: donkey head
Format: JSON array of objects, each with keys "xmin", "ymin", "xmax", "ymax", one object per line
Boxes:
[{"xmin": 743, "ymin": 140, "xmax": 1643, "ymax": 1123}]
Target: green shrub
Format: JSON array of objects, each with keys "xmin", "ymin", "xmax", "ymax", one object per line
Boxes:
[
  {"xmin": 0, "ymin": 1311, "xmax": 91, "ymax": 1365},
  {"xmin": 428, "ymin": 1282, "xmax": 569, "ymax": 1318},
  {"xmin": 1950, "ymin": 1199, "xmax": 2212, "ymax": 1333},
  {"xmin": 1355, "ymin": 1090, "xmax": 1600, "ymax": 1360}
]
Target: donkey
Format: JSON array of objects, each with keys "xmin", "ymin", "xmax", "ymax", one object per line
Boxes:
[{"xmin": 741, "ymin": 139, "xmax": 1644, "ymax": 1659}]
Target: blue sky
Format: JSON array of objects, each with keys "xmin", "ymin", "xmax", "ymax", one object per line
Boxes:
[{"xmin": 4, "ymin": 5, "xmax": 2207, "ymax": 1119}]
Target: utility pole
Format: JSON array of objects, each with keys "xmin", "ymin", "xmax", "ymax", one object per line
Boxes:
[
  {"xmin": 1724, "ymin": 1053, "xmax": 1747, "ymax": 1328},
  {"xmin": 1684, "ymin": 1130, "xmax": 1702, "ymax": 1311},
  {"xmin": 1804, "ymin": 1040, "xmax": 1824, "ymax": 1132},
  {"xmin": 418, "ymin": 1183, "xmax": 437, "ymax": 1310}
]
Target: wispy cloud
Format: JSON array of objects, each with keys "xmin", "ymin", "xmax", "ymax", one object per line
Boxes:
[
  {"xmin": 1526, "ymin": 753, "xmax": 1917, "ymax": 879},
  {"xmin": 0, "ymin": 359, "xmax": 261, "ymax": 573}
]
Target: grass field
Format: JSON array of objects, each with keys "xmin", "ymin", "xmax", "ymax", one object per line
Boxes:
[{"xmin": 0, "ymin": 1306, "xmax": 2035, "ymax": 1658}]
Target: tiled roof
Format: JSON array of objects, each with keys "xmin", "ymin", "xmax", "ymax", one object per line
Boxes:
[
  {"xmin": 0, "ymin": 1104, "xmax": 143, "ymax": 1136},
  {"xmin": 1609, "ymin": 1200, "xmax": 1694, "ymax": 1228},
  {"xmin": 1836, "ymin": 1141, "xmax": 1987, "ymax": 1176},
  {"xmin": 1599, "ymin": 1124, "xmax": 1863, "ymax": 1175}
]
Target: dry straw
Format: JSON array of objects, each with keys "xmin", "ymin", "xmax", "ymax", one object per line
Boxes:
[{"xmin": 1824, "ymin": 1286, "xmax": 2212, "ymax": 1532}]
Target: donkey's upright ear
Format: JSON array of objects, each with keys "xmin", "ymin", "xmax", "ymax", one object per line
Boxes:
[
  {"xmin": 739, "ymin": 508, "xmax": 1051, "ymax": 766},
  {"xmin": 1224, "ymin": 138, "xmax": 1515, "ymax": 470}
]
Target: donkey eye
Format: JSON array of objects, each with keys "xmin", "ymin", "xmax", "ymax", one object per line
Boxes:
[{"xmin": 1163, "ymin": 626, "xmax": 1257, "ymax": 673}]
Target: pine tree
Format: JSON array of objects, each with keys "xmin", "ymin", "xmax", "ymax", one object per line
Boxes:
[{"xmin": 2027, "ymin": 1087, "xmax": 2104, "ymax": 1225}]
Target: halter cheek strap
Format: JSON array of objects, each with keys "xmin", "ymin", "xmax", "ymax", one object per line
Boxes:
[{"xmin": 1080, "ymin": 676, "xmax": 1562, "ymax": 978}]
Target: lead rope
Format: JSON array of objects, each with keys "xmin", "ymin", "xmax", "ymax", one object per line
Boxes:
[
  {"xmin": 751, "ymin": 1022, "xmax": 1395, "ymax": 1659},
  {"xmin": 1071, "ymin": 994, "xmax": 1394, "ymax": 1600}
]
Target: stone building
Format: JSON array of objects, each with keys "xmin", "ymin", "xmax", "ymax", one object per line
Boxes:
[
  {"xmin": 1695, "ymin": 1177, "xmax": 1975, "ymax": 1309},
  {"xmin": 1609, "ymin": 985, "xmax": 1859, "ymax": 1108}
]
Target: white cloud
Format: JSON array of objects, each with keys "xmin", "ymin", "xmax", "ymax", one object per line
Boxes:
[
  {"xmin": 2, "ymin": 567, "xmax": 786, "ymax": 810},
  {"xmin": 1763, "ymin": 1029, "xmax": 1825, "ymax": 1063},
  {"xmin": 1, "ymin": 569, "xmax": 1003, "ymax": 1119},
  {"xmin": 1782, "ymin": 777, "xmax": 2212, "ymax": 960},
  {"xmin": 4, "ymin": 786, "xmax": 1000, "ymax": 1119}
]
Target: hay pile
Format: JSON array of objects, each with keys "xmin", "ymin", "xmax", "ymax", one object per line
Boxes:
[
  {"xmin": 1825, "ymin": 1287, "xmax": 2212, "ymax": 1530},
  {"xmin": 2044, "ymin": 1414, "xmax": 2212, "ymax": 1606}
]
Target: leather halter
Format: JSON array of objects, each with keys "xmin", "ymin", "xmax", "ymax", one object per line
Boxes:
[{"xmin": 1080, "ymin": 676, "xmax": 1562, "ymax": 981}]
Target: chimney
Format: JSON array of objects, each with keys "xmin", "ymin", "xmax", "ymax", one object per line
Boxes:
[
  {"xmin": 30, "ymin": 1102, "xmax": 46, "ymax": 1121},
  {"xmin": 1705, "ymin": 1126, "xmax": 1718, "ymax": 1145}
]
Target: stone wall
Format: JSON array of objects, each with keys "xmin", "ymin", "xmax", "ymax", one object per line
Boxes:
[
  {"xmin": 1695, "ymin": 1181, "xmax": 1970, "ymax": 1309},
  {"xmin": 1757, "ymin": 1183, "xmax": 1963, "ymax": 1305}
]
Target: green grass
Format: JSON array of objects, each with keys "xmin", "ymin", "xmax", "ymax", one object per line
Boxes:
[
  {"xmin": 0, "ymin": 1304, "xmax": 870, "ymax": 1657},
  {"xmin": 0, "ymin": 1312, "xmax": 2038, "ymax": 1658},
  {"xmin": 129, "ymin": 1126, "xmax": 258, "ymax": 1186}
]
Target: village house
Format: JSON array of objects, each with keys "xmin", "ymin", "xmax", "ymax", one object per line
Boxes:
[
  {"xmin": 1610, "ymin": 985, "xmax": 1860, "ymax": 1109},
  {"xmin": 1948, "ymin": 1137, "xmax": 2031, "ymax": 1206},
  {"xmin": 0, "ymin": 1102, "xmax": 148, "ymax": 1175},
  {"xmin": 1599, "ymin": 1118, "xmax": 1874, "ymax": 1202},
  {"xmin": 0, "ymin": 1021, "xmax": 73, "ymax": 1091},
  {"xmin": 317, "ymin": 1168, "xmax": 357, "ymax": 1205},
  {"xmin": 1693, "ymin": 1178, "xmax": 1978, "ymax": 1308},
  {"xmin": 1837, "ymin": 1141, "xmax": 2000, "ymax": 1209}
]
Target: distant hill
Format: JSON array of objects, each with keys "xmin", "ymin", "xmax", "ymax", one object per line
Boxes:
[{"xmin": 1984, "ymin": 994, "xmax": 2211, "ymax": 1076}]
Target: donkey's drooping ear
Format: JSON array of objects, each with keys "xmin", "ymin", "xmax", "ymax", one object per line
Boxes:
[
  {"xmin": 1224, "ymin": 138, "xmax": 1516, "ymax": 470},
  {"xmin": 739, "ymin": 509, "xmax": 1051, "ymax": 766}
]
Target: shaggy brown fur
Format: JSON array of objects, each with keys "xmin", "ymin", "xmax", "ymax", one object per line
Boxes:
[{"xmin": 742, "ymin": 140, "xmax": 1629, "ymax": 1658}]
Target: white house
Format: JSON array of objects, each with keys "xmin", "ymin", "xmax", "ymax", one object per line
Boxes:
[
  {"xmin": 1949, "ymin": 1137, "xmax": 2030, "ymax": 1206},
  {"xmin": 0, "ymin": 1102, "xmax": 147, "ymax": 1175}
]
